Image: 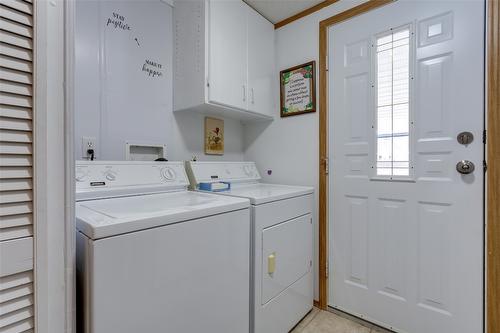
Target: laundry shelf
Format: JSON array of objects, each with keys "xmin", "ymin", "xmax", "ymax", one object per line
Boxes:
[{"xmin": 173, "ymin": 102, "xmax": 274, "ymax": 123}]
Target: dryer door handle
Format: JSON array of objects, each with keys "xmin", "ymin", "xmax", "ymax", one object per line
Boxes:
[{"xmin": 268, "ymin": 253, "xmax": 276, "ymax": 276}]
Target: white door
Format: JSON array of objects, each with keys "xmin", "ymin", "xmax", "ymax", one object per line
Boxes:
[
  {"xmin": 247, "ymin": 5, "xmax": 274, "ymax": 116},
  {"xmin": 208, "ymin": 0, "xmax": 248, "ymax": 110},
  {"xmin": 328, "ymin": 1, "xmax": 484, "ymax": 332}
]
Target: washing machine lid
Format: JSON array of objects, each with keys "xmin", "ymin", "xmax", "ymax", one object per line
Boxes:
[
  {"xmin": 215, "ymin": 183, "xmax": 314, "ymax": 205},
  {"xmin": 76, "ymin": 190, "xmax": 250, "ymax": 240}
]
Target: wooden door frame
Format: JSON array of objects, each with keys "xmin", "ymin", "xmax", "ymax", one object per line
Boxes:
[
  {"xmin": 486, "ymin": 1, "xmax": 499, "ymax": 332},
  {"xmin": 317, "ymin": 3, "xmax": 500, "ymax": 333}
]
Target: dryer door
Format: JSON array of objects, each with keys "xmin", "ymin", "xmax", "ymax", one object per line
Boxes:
[{"xmin": 261, "ymin": 213, "xmax": 312, "ymax": 305}]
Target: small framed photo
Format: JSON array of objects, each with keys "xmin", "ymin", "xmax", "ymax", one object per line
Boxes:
[
  {"xmin": 280, "ymin": 61, "xmax": 316, "ymax": 117},
  {"xmin": 204, "ymin": 117, "xmax": 224, "ymax": 155}
]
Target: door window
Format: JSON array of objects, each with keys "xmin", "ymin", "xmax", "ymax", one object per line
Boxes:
[{"xmin": 375, "ymin": 26, "xmax": 412, "ymax": 178}]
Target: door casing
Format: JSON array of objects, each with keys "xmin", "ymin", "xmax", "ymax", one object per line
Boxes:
[
  {"xmin": 317, "ymin": 2, "xmax": 500, "ymax": 333},
  {"xmin": 33, "ymin": 0, "xmax": 73, "ymax": 332}
]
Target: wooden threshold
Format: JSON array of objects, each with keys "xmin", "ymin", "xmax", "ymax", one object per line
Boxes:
[{"xmin": 274, "ymin": 0, "xmax": 339, "ymax": 29}]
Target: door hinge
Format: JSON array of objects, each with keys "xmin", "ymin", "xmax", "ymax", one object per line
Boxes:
[
  {"xmin": 483, "ymin": 129, "xmax": 487, "ymax": 144},
  {"xmin": 325, "ymin": 55, "xmax": 329, "ymax": 71},
  {"xmin": 324, "ymin": 157, "xmax": 329, "ymax": 175},
  {"xmin": 484, "ymin": 160, "xmax": 488, "ymax": 173},
  {"xmin": 325, "ymin": 260, "xmax": 329, "ymax": 278}
]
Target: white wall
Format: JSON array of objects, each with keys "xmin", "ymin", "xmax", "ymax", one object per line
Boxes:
[
  {"xmin": 74, "ymin": 0, "xmax": 100, "ymax": 159},
  {"xmin": 74, "ymin": 0, "xmax": 244, "ymax": 162},
  {"xmin": 243, "ymin": 0, "xmax": 367, "ymax": 300},
  {"xmin": 172, "ymin": 111, "xmax": 245, "ymax": 161},
  {"xmin": 74, "ymin": 0, "xmax": 369, "ymax": 303}
]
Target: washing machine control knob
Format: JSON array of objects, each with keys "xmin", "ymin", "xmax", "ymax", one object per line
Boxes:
[
  {"xmin": 105, "ymin": 172, "xmax": 116, "ymax": 181},
  {"xmin": 243, "ymin": 165, "xmax": 252, "ymax": 177},
  {"xmin": 75, "ymin": 168, "xmax": 88, "ymax": 182},
  {"xmin": 101, "ymin": 169, "xmax": 117, "ymax": 181},
  {"xmin": 161, "ymin": 167, "xmax": 176, "ymax": 181}
]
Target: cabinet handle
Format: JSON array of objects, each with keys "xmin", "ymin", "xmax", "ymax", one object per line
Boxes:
[
  {"xmin": 242, "ymin": 85, "xmax": 246, "ymax": 102},
  {"xmin": 251, "ymin": 88, "xmax": 255, "ymax": 104}
]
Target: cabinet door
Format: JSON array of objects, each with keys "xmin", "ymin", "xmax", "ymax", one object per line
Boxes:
[
  {"xmin": 247, "ymin": 6, "xmax": 274, "ymax": 116},
  {"xmin": 208, "ymin": 0, "xmax": 247, "ymax": 110}
]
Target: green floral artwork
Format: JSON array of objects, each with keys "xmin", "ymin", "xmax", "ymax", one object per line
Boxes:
[
  {"xmin": 280, "ymin": 61, "xmax": 316, "ymax": 117},
  {"xmin": 282, "ymin": 71, "xmax": 291, "ymax": 85}
]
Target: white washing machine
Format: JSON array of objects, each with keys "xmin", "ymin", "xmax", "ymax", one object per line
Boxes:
[
  {"xmin": 75, "ymin": 161, "xmax": 251, "ymax": 333},
  {"xmin": 186, "ymin": 161, "xmax": 314, "ymax": 333}
]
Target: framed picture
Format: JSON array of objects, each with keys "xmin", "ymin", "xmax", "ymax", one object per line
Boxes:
[
  {"xmin": 204, "ymin": 117, "xmax": 224, "ymax": 155},
  {"xmin": 280, "ymin": 61, "xmax": 316, "ymax": 117}
]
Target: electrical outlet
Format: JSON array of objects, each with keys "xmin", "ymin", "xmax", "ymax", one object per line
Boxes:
[{"xmin": 81, "ymin": 137, "xmax": 97, "ymax": 159}]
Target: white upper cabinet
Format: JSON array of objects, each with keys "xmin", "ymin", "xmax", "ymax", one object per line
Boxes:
[
  {"xmin": 208, "ymin": 0, "xmax": 248, "ymax": 110},
  {"xmin": 247, "ymin": 5, "xmax": 275, "ymax": 116},
  {"xmin": 174, "ymin": 0, "xmax": 275, "ymax": 122}
]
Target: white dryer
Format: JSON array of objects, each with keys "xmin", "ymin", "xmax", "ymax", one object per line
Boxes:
[
  {"xmin": 75, "ymin": 161, "xmax": 251, "ymax": 333},
  {"xmin": 186, "ymin": 161, "xmax": 314, "ymax": 333}
]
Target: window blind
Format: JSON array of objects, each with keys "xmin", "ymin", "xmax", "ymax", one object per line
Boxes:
[{"xmin": 376, "ymin": 27, "xmax": 411, "ymax": 177}]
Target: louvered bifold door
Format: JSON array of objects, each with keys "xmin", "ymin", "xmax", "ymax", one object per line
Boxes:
[{"xmin": 0, "ymin": 0, "xmax": 35, "ymax": 332}]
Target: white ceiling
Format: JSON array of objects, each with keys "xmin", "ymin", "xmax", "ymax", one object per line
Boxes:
[{"xmin": 244, "ymin": 0, "xmax": 325, "ymax": 24}]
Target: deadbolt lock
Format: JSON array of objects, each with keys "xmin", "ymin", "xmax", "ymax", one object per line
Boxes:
[
  {"xmin": 456, "ymin": 160, "xmax": 475, "ymax": 174},
  {"xmin": 457, "ymin": 131, "xmax": 474, "ymax": 145}
]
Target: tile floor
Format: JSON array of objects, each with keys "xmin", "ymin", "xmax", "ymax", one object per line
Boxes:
[{"xmin": 291, "ymin": 307, "xmax": 392, "ymax": 333}]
